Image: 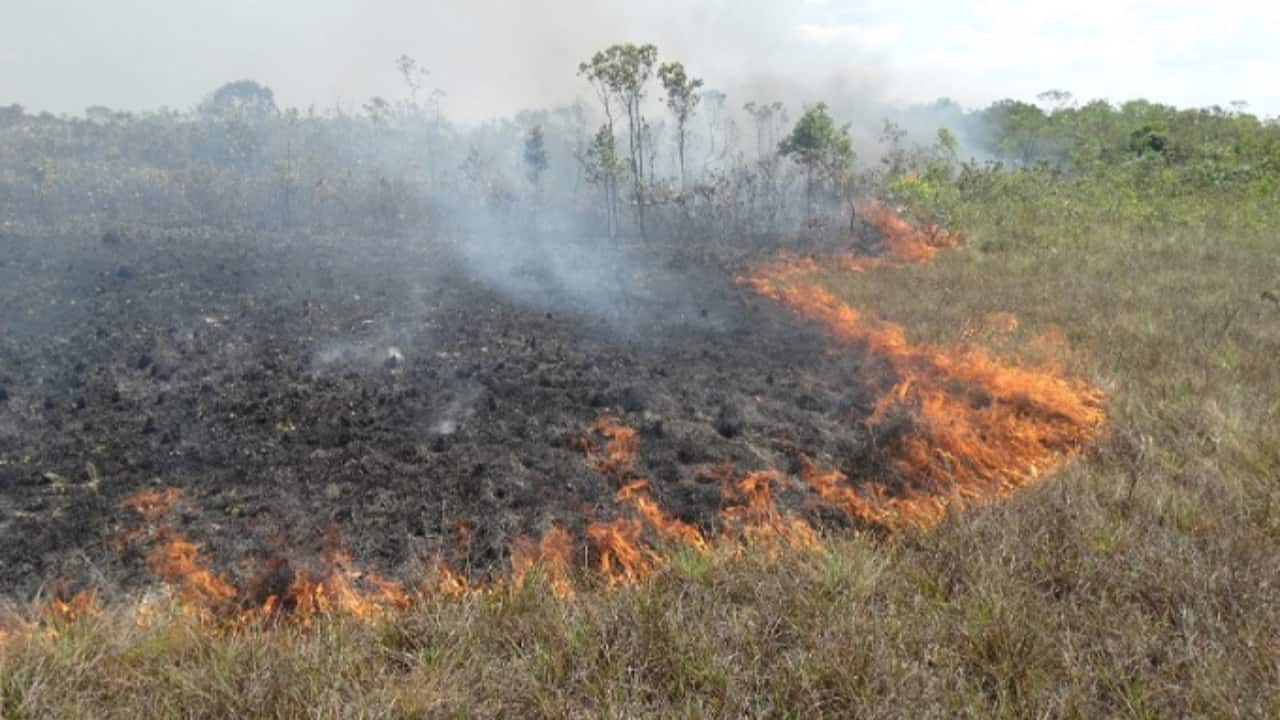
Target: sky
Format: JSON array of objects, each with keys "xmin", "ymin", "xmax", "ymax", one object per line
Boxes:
[{"xmin": 1, "ymin": 0, "xmax": 1277, "ymax": 121}]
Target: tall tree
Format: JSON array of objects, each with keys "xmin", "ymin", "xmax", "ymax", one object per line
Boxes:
[
  {"xmin": 583, "ymin": 125, "xmax": 623, "ymax": 240},
  {"xmin": 524, "ymin": 125, "xmax": 549, "ymax": 187},
  {"xmin": 701, "ymin": 90, "xmax": 728, "ymax": 170},
  {"xmin": 657, "ymin": 61, "xmax": 703, "ymax": 188},
  {"xmin": 779, "ymin": 102, "xmax": 855, "ymax": 223},
  {"xmin": 579, "ymin": 43, "xmax": 659, "ymax": 238},
  {"xmin": 983, "ymin": 99, "xmax": 1049, "ymax": 165},
  {"xmin": 744, "ymin": 101, "xmax": 786, "ymax": 160}
]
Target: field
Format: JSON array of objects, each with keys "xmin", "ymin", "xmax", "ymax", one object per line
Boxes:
[
  {"xmin": 2, "ymin": 92, "xmax": 1279, "ymax": 717},
  {"xmin": 1, "ymin": 199, "xmax": 1275, "ymax": 717}
]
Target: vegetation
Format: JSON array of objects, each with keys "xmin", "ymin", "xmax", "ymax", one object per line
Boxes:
[
  {"xmin": 657, "ymin": 61, "xmax": 704, "ymax": 188},
  {"xmin": 778, "ymin": 102, "xmax": 854, "ymax": 223},
  {"xmin": 2, "ymin": 46, "xmax": 1280, "ymax": 718}
]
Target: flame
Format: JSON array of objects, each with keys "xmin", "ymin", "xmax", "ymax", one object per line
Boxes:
[
  {"xmin": 511, "ymin": 525, "xmax": 575, "ymax": 599},
  {"xmin": 0, "ymin": 204, "xmax": 1105, "ymax": 633},
  {"xmin": 46, "ymin": 587, "xmax": 100, "ymax": 625},
  {"xmin": 616, "ymin": 480, "xmax": 708, "ymax": 551},
  {"xmin": 118, "ymin": 489, "xmax": 422, "ymax": 627},
  {"xmin": 584, "ymin": 415, "xmax": 640, "ymax": 476},
  {"xmin": 0, "ymin": 588, "xmax": 102, "ymax": 645},
  {"xmin": 740, "ymin": 201, "xmax": 1107, "ymax": 525},
  {"xmin": 586, "ymin": 517, "xmax": 663, "ymax": 585},
  {"xmin": 717, "ymin": 469, "xmax": 819, "ymax": 549},
  {"xmin": 431, "ymin": 561, "xmax": 473, "ymax": 599},
  {"xmin": 800, "ymin": 461, "xmax": 945, "ymax": 528},
  {"xmin": 243, "ymin": 547, "xmax": 415, "ymax": 626},
  {"xmin": 581, "ymin": 417, "xmax": 715, "ymax": 585},
  {"xmin": 858, "ymin": 201, "xmax": 956, "ymax": 264},
  {"xmin": 145, "ymin": 532, "xmax": 238, "ymax": 617}
]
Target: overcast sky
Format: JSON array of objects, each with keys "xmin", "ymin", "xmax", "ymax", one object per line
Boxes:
[{"xmin": 2, "ymin": 0, "xmax": 1277, "ymax": 121}]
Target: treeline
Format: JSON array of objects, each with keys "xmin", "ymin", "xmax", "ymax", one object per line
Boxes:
[
  {"xmin": 892, "ymin": 94, "xmax": 1280, "ymax": 238},
  {"xmin": 1, "ymin": 51, "xmax": 1277, "ymax": 243}
]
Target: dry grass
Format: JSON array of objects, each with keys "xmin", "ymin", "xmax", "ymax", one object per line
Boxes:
[{"xmin": 3, "ymin": 219, "xmax": 1279, "ymax": 718}]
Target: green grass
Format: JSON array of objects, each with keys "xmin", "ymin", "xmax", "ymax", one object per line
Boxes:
[{"xmin": 3, "ymin": 206, "xmax": 1280, "ymax": 717}]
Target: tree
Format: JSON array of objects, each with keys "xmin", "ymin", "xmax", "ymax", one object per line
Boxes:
[
  {"xmin": 363, "ymin": 97, "xmax": 393, "ymax": 126},
  {"xmin": 198, "ymin": 80, "xmax": 278, "ymax": 124},
  {"xmin": 657, "ymin": 61, "xmax": 703, "ymax": 188},
  {"xmin": 701, "ymin": 90, "xmax": 729, "ymax": 170},
  {"xmin": 984, "ymin": 99, "xmax": 1048, "ymax": 165},
  {"xmin": 744, "ymin": 101, "xmax": 786, "ymax": 159},
  {"xmin": 0, "ymin": 104, "xmax": 23, "ymax": 128},
  {"xmin": 1037, "ymin": 89, "xmax": 1075, "ymax": 111},
  {"xmin": 1129, "ymin": 124, "xmax": 1169, "ymax": 156},
  {"xmin": 524, "ymin": 124, "xmax": 549, "ymax": 186},
  {"xmin": 395, "ymin": 55, "xmax": 430, "ymax": 110},
  {"xmin": 583, "ymin": 125, "xmax": 623, "ymax": 239},
  {"xmin": 579, "ymin": 43, "xmax": 659, "ymax": 237},
  {"xmin": 779, "ymin": 102, "xmax": 854, "ymax": 221}
]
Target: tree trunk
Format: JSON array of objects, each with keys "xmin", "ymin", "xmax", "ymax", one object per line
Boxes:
[{"xmin": 678, "ymin": 125, "xmax": 686, "ymax": 190}]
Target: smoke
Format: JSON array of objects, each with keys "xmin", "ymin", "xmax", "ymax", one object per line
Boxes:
[
  {"xmin": 0, "ymin": 0, "xmax": 897, "ymax": 120},
  {"xmin": 5, "ymin": 0, "xmax": 1277, "ymax": 122},
  {"xmin": 443, "ymin": 209, "xmax": 729, "ymax": 336}
]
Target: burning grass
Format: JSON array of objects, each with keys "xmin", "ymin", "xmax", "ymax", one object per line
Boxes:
[
  {"xmin": 739, "ymin": 201, "xmax": 1107, "ymax": 526},
  {"xmin": 0, "ymin": 205, "xmax": 1108, "ymax": 638},
  {"xmin": 3, "ymin": 204, "xmax": 1275, "ymax": 717}
]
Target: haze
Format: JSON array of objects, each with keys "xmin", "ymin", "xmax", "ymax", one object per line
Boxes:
[{"xmin": 3, "ymin": 0, "xmax": 1278, "ymax": 119}]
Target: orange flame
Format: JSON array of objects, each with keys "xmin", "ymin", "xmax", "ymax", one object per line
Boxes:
[
  {"xmin": 800, "ymin": 461, "xmax": 945, "ymax": 528},
  {"xmin": 586, "ymin": 516, "xmax": 663, "ymax": 585},
  {"xmin": 118, "ymin": 489, "xmax": 423, "ymax": 627},
  {"xmin": 740, "ymin": 201, "xmax": 1106, "ymax": 525},
  {"xmin": 511, "ymin": 525, "xmax": 576, "ymax": 599},
  {"xmin": 584, "ymin": 415, "xmax": 640, "ymax": 476},
  {"xmin": 617, "ymin": 480, "xmax": 708, "ymax": 551},
  {"xmin": 431, "ymin": 561, "xmax": 473, "ymax": 599},
  {"xmin": 145, "ymin": 531, "xmax": 238, "ymax": 617},
  {"xmin": 859, "ymin": 200, "xmax": 957, "ymax": 264},
  {"xmin": 250, "ymin": 547, "xmax": 415, "ymax": 625},
  {"xmin": 718, "ymin": 469, "xmax": 819, "ymax": 549},
  {"xmin": 0, "ymin": 205, "xmax": 1105, "ymax": 633}
]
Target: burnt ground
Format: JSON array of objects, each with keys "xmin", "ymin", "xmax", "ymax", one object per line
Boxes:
[{"xmin": 0, "ymin": 224, "xmax": 886, "ymax": 599}]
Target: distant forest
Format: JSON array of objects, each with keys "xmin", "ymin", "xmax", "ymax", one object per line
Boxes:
[{"xmin": 2, "ymin": 46, "xmax": 1277, "ymax": 241}]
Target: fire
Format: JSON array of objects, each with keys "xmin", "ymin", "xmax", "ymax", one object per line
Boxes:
[
  {"xmin": 983, "ymin": 311, "xmax": 1020, "ymax": 335},
  {"xmin": 0, "ymin": 588, "xmax": 101, "ymax": 646},
  {"xmin": 0, "ymin": 204, "xmax": 1106, "ymax": 637},
  {"xmin": 431, "ymin": 562, "xmax": 473, "ymax": 599},
  {"xmin": 511, "ymin": 525, "xmax": 576, "ymax": 599},
  {"xmin": 740, "ymin": 201, "xmax": 1107, "ymax": 525},
  {"xmin": 717, "ymin": 469, "xmax": 818, "ymax": 549},
  {"xmin": 616, "ymin": 480, "xmax": 707, "ymax": 551},
  {"xmin": 586, "ymin": 517, "xmax": 663, "ymax": 585},
  {"xmin": 800, "ymin": 461, "xmax": 945, "ymax": 528},
  {"xmin": 241, "ymin": 547, "xmax": 415, "ymax": 626},
  {"xmin": 116, "ymin": 488, "xmax": 422, "ymax": 628},
  {"xmin": 580, "ymin": 416, "xmax": 712, "ymax": 584},
  {"xmin": 145, "ymin": 531, "xmax": 238, "ymax": 617},
  {"xmin": 858, "ymin": 201, "xmax": 956, "ymax": 264},
  {"xmin": 583, "ymin": 415, "xmax": 640, "ymax": 475}
]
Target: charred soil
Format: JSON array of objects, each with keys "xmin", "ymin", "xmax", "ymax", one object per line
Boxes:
[{"xmin": 0, "ymin": 225, "xmax": 886, "ymax": 599}]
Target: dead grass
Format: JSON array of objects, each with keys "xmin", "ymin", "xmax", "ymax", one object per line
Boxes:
[{"xmin": 3, "ymin": 219, "xmax": 1279, "ymax": 718}]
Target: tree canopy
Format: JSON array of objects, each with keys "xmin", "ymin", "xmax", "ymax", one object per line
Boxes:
[
  {"xmin": 779, "ymin": 102, "xmax": 854, "ymax": 180},
  {"xmin": 198, "ymin": 80, "xmax": 278, "ymax": 124}
]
